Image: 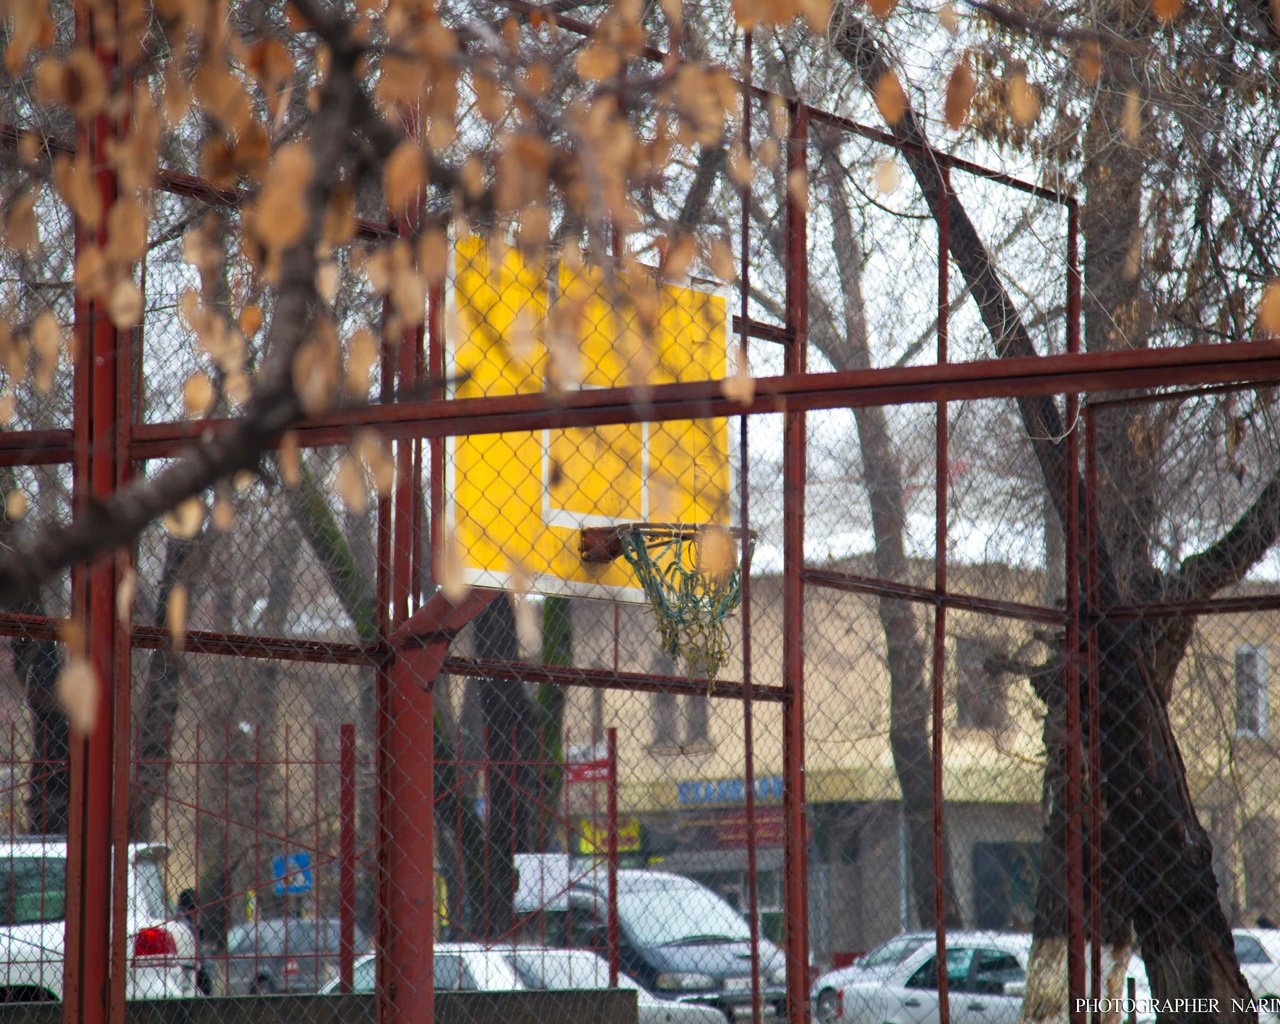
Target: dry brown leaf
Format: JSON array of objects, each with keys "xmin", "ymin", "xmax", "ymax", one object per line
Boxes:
[
  {"xmin": 1077, "ymin": 41, "xmax": 1102, "ymax": 84},
  {"xmin": 117, "ymin": 567, "xmax": 137, "ymax": 625},
  {"xmin": 5, "ymin": 190, "xmax": 40, "ymax": 257},
  {"xmin": 875, "ymin": 70, "xmax": 907, "ymax": 126},
  {"xmin": 384, "ymin": 139, "xmax": 426, "ymax": 210},
  {"xmin": 280, "ymin": 431, "xmax": 302, "ymax": 487},
  {"xmin": 697, "ymin": 525, "xmax": 737, "ymax": 584},
  {"xmin": 0, "ymin": 392, "xmax": 14, "ymax": 425},
  {"xmin": 5, "ymin": 489, "xmax": 27, "ymax": 520},
  {"xmin": 62, "ymin": 48, "xmax": 109, "ymax": 119},
  {"xmin": 346, "ymin": 328, "xmax": 379, "ymax": 397},
  {"xmin": 32, "ymin": 311, "xmax": 61, "ymax": 394},
  {"xmin": 355, "ymin": 429, "xmax": 394, "ymax": 496},
  {"xmin": 1007, "ymin": 72, "xmax": 1040, "ymax": 126},
  {"xmin": 939, "ymin": 2, "xmax": 959, "ymax": 33},
  {"xmin": 212, "ymin": 496, "xmax": 235, "ymax": 532},
  {"xmin": 107, "ymin": 279, "xmax": 144, "ymax": 328},
  {"xmin": 163, "ymin": 497, "xmax": 205, "ymax": 539},
  {"xmin": 255, "ymin": 143, "xmax": 312, "ymax": 252},
  {"xmin": 787, "ymin": 167, "xmax": 809, "ymax": 213},
  {"xmin": 1122, "ymin": 89, "xmax": 1141, "ymax": 144},
  {"xmin": 420, "ymin": 229, "xmax": 449, "ymax": 287},
  {"xmin": 867, "ymin": 0, "xmax": 897, "ymax": 18},
  {"xmin": 800, "ymin": 0, "xmax": 832, "ymax": 31},
  {"xmin": 183, "ymin": 371, "xmax": 216, "ymax": 417},
  {"xmin": 720, "ymin": 344, "xmax": 755, "ymax": 408},
  {"xmin": 945, "ymin": 60, "xmax": 975, "ymax": 131},
  {"xmin": 1152, "ymin": 0, "xmax": 1183, "ymax": 22},
  {"xmin": 709, "ymin": 238, "xmax": 736, "ymax": 283},
  {"xmin": 728, "ymin": 143, "xmax": 754, "ymax": 186},
  {"xmin": 1259, "ymin": 281, "xmax": 1280, "ymax": 338},
  {"xmin": 57, "ymin": 657, "xmax": 98, "ymax": 736},
  {"xmin": 317, "ymin": 261, "xmax": 340, "ymax": 305},
  {"xmin": 335, "ymin": 454, "xmax": 369, "ymax": 514},
  {"xmin": 167, "ymin": 584, "xmax": 188, "ymax": 652},
  {"xmin": 577, "ymin": 42, "xmax": 621, "ymax": 82},
  {"xmin": 438, "ymin": 528, "xmax": 471, "ymax": 604},
  {"xmin": 240, "ymin": 304, "xmax": 264, "ymax": 336},
  {"xmin": 874, "ymin": 157, "xmax": 900, "ymax": 193}
]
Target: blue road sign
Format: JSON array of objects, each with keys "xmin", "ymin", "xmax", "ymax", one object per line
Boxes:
[{"xmin": 272, "ymin": 852, "xmax": 313, "ymax": 896}]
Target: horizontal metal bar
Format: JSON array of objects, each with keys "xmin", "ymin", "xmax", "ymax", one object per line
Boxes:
[
  {"xmin": 733, "ymin": 316, "xmax": 792, "ymax": 346},
  {"xmin": 443, "ymin": 655, "xmax": 788, "ymax": 701},
  {"xmin": 1094, "ymin": 592, "xmax": 1280, "ymax": 622},
  {"xmin": 129, "ymin": 625, "xmax": 385, "ymax": 665},
  {"xmin": 128, "ymin": 340, "xmax": 1280, "ymax": 458},
  {"xmin": 0, "ymin": 610, "xmax": 63, "ymax": 641},
  {"xmin": 1083, "ymin": 375, "xmax": 1266, "ymax": 411},
  {"xmin": 0, "ymin": 429, "xmax": 75, "ymax": 463},
  {"xmin": 803, "ymin": 567, "xmax": 1064, "ymax": 625}
]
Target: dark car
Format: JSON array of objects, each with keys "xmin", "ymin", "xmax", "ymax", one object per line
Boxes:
[
  {"xmin": 226, "ymin": 918, "xmax": 370, "ymax": 995},
  {"xmin": 552, "ymin": 870, "xmax": 787, "ymax": 1020}
]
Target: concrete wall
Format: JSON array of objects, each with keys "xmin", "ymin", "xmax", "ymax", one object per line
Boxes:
[{"xmin": 0, "ymin": 991, "xmax": 638, "ymax": 1024}]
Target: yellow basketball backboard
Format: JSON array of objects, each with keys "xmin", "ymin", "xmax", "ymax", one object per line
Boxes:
[{"xmin": 445, "ymin": 237, "xmax": 732, "ymax": 601}]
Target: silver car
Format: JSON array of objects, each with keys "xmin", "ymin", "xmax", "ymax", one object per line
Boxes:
[{"xmin": 506, "ymin": 947, "xmax": 730, "ymax": 1024}]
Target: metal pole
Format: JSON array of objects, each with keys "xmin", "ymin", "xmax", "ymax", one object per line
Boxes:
[
  {"xmin": 606, "ymin": 727, "xmax": 620, "ymax": 987},
  {"xmin": 65, "ymin": 4, "xmax": 124, "ymax": 1020},
  {"xmin": 931, "ymin": 165, "xmax": 951, "ymax": 1024},
  {"xmin": 739, "ymin": 30, "xmax": 764, "ymax": 1024},
  {"xmin": 1064, "ymin": 201, "xmax": 1086, "ymax": 1024},
  {"xmin": 782, "ymin": 98, "xmax": 811, "ymax": 1024},
  {"xmin": 340, "ymin": 723, "xmax": 357, "ymax": 994}
]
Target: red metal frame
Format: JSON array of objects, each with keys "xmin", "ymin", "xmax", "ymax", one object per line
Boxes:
[{"xmin": 14, "ymin": 7, "xmax": 1275, "ymax": 1021}]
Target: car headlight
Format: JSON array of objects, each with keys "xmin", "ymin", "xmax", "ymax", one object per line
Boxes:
[{"xmin": 655, "ymin": 972, "xmax": 717, "ymax": 991}]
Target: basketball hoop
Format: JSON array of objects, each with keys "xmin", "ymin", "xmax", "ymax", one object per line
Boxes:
[{"xmin": 580, "ymin": 523, "xmax": 755, "ymax": 681}]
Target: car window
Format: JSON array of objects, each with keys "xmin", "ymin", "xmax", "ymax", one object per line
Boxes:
[
  {"xmin": 228, "ymin": 925, "xmax": 255, "ymax": 953},
  {"xmin": 966, "ymin": 950, "xmax": 1024, "ymax": 994},
  {"xmin": 906, "ymin": 949, "xmax": 974, "ymax": 990},
  {"xmin": 1236, "ymin": 935, "xmax": 1271, "ymax": 965},
  {"xmin": 865, "ymin": 935, "xmax": 927, "ymax": 968},
  {"xmin": 615, "ymin": 883, "xmax": 751, "ymax": 947},
  {"xmin": 133, "ymin": 859, "xmax": 169, "ymax": 921},
  {"xmin": 0, "ymin": 857, "xmax": 67, "ymax": 925},
  {"xmin": 511, "ymin": 950, "xmax": 610, "ymax": 989},
  {"xmin": 353, "ymin": 958, "xmax": 376, "ymax": 993},
  {"xmin": 435, "ymin": 955, "xmax": 466, "ymax": 990}
]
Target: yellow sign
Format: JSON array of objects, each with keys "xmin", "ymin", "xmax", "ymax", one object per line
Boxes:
[
  {"xmin": 576, "ymin": 817, "xmax": 643, "ymax": 855},
  {"xmin": 446, "ymin": 237, "xmax": 731, "ymax": 601}
]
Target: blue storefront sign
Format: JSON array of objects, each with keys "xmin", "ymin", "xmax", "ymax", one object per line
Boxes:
[{"xmin": 676, "ymin": 774, "xmax": 784, "ymax": 806}]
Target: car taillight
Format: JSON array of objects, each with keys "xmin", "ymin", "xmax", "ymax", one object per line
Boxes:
[
  {"xmin": 836, "ymin": 989, "xmax": 845, "ymax": 1019},
  {"xmin": 283, "ymin": 958, "xmax": 301, "ymax": 977},
  {"xmin": 133, "ymin": 927, "xmax": 178, "ymax": 960}
]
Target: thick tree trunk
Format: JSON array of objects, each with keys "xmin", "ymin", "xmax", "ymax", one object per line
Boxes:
[
  {"xmin": 131, "ymin": 535, "xmax": 204, "ymax": 840},
  {"xmin": 830, "ymin": 13, "xmax": 1252, "ymax": 1020}
]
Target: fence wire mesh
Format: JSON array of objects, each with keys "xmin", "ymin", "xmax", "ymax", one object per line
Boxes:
[{"xmin": 0, "ymin": 6, "xmax": 1277, "ymax": 1024}]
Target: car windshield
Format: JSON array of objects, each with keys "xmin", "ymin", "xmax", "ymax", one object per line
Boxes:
[
  {"xmin": 0, "ymin": 857, "xmax": 66, "ymax": 925},
  {"xmin": 511, "ymin": 950, "xmax": 611, "ymax": 989},
  {"xmin": 864, "ymin": 935, "xmax": 928, "ymax": 967},
  {"xmin": 617, "ymin": 882, "xmax": 751, "ymax": 947}
]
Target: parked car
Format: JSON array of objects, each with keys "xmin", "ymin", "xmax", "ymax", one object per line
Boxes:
[
  {"xmin": 817, "ymin": 932, "xmax": 1157, "ymax": 1024},
  {"xmin": 319, "ymin": 943, "xmax": 525, "ymax": 994},
  {"xmin": 813, "ymin": 933, "xmax": 934, "ymax": 1023},
  {"xmin": 226, "ymin": 917, "xmax": 371, "ymax": 994},
  {"xmin": 553, "ymin": 869, "xmax": 787, "ymax": 1020},
  {"xmin": 1233, "ymin": 929, "xmax": 1280, "ymax": 1010},
  {"xmin": 0, "ymin": 838, "xmax": 197, "ymax": 1003},
  {"xmin": 505, "ymin": 947, "xmax": 731, "ymax": 1024}
]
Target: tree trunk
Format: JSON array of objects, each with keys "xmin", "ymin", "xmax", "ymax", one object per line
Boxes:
[
  {"xmin": 131, "ymin": 535, "xmax": 205, "ymax": 840},
  {"xmin": 830, "ymin": 14, "xmax": 1252, "ymax": 1020},
  {"xmin": 819, "ymin": 141, "xmax": 962, "ymax": 928}
]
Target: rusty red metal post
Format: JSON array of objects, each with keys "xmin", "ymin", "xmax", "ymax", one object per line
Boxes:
[
  {"xmin": 340, "ymin": 723, "xmax": 358, "ymax": 993},
  {"xmin": 782, "ymin": 98, "xmax": 811, "ymax": 1024},
  {"xmin": 64, "ymin": 5, "xmax": 126, "ymax": 1022},
  {"xmin": 606, "ymin": 727, "xmax": 620, "ymax": 987},
  {"xmin": 931, "ymin": 166, "xmax": 951, "ymax": 1024}
]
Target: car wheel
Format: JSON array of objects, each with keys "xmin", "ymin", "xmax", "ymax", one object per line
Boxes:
[
  {"xmin": 817, "ymin": 988, "xmax": 841, "ymax": 1024},
  {"xmin": 249, "ymin": 976, "xmax": 276, "ymax": 996}
]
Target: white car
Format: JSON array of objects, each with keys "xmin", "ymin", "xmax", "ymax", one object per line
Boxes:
[
  {"xmin": 1233, "ymin": 929, "xmax": 1280, "ymax": 1010},
  {"xmin": 320, "ymin": 943, "xmax": 525, "ymax": 995},
  {"xmin": 813, "ymin": 932, "xmax": 934, "ymax": 1022},
  {"xmin": 0, "ymin": 839, "xmax": 197, "ymax": 1002},
  {"xmin": 504, "ymin": 947, "xmax": 730, "ymax": 1024},
  {"xmin": 818, "ymin": 932, "xmax": 1032, "ymax": 1024}
]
